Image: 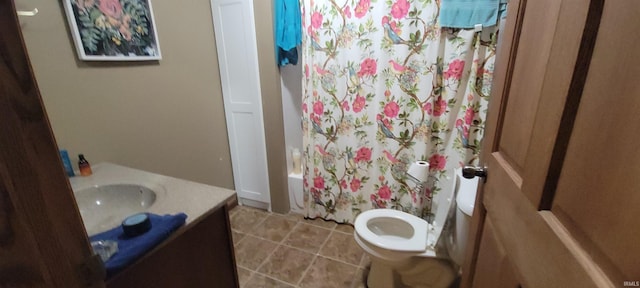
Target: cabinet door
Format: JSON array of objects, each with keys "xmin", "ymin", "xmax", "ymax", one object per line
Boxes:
[
  {"xmin": 0, "ymin": 2, "xmax": 103, "ymax": 287},
  {"xmin": 107, "ymin": 206, "xmax": 239, "ymax": 287},
  {"xmin": 464, "ymin": 0, "xmax": 637, "ymax": 286}
]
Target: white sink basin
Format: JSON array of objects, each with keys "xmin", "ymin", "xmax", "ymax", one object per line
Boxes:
[{"xmin": 74, "ymin": 184, "xmax": 157, "ymax": 235}]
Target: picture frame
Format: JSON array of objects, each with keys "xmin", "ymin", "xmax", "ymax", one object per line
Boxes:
[{"xmin": 62, "ymin": 0, "xmax": 162, "ymax": 61}]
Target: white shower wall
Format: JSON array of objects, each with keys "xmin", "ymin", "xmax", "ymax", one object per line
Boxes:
[{"xmin": 280, "ymin": 64, "xmax": 304, "ymax": 213}]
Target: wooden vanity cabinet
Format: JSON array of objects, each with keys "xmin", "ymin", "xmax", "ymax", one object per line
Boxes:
[{"xmin": 106, "ymin": 202, "xmax": 239, "ymax": 288}]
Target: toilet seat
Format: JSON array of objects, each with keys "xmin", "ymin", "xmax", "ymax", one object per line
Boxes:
[{"xmin": 354, "ymin": 209, "xmax": 428, "ymax": 252}]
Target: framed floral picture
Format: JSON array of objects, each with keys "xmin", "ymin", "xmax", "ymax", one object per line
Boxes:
[{"xmin": 63, "ymin": 0, "xmax": 162, "ymax": 61}]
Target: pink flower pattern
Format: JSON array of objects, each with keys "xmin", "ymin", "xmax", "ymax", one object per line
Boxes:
[
  {"xmin": 423, "ymin": 102, "xmax": 432, "ymax": 114},
  {"xmin": 378, "ymin": 185, "xmax": 392, "ymax": 200},
  {"xmin": 313, "ymin": 101, "xmax": 324, "ymax": 115},
  {"xmin": 445, "ymin": 59, "xmax": 466, "ymax": 80},
  {"xmin": 302, "ymin": 0, "xmax": 497, "ymax": 223},
  {"xmin": 310, "ymin": 113, "xmax": 321, "ymax": 125},
  {"xmin": 340, "ymin": 179, "xmax": 348, "ymax": 189},
  {"xmin": 99, "ymin": 0, "xmax": 123, "ymax": 19},
  {"xmin": 311, "ymin": 12, "xmax": 323, "ymax": 29},
  {"xmin": 354, "ymin": 0, "xmax": 370, "ymax": 18},
  {"xmin": 355, "ymin": 147, "xmax": 372, "ymax": 163},
  {"xmin": 433, "ymin": 98, "xmax": 447, "ymax": 116},
  {"xmin": 391, "ymin": 0, "xmax": 410, "ymax": 19},
  {"xmin": 384, "ymin": 101, "xmax": 400, "ymax": 118},
  {"xmin": 352, "ymin": 95, "xmax": 366, "ymax": 113},
  {"xmin": 350, "ymin": 178, "xmax": 361, "ymax": 192},
  {"xmin": 342, "ymin": 101, "xmax": 350, "ymax": 111},
  {"xmin": 358, "ymin": 58, "xmax": 377, "ymax": 77},
  {"xmin": 314, "ymin": 176, "xmax": 325, "ymax": 189},
  {"xmin": 464, "ymin": 107, "xmax": 475, "ymax": 125},
  {"xmin": 429, "ymin": 154, "xmax": 447, "ymax": 171}
]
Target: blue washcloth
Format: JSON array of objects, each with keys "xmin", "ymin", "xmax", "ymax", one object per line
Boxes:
[
  {"xmin": 89, "ymin": 213, "xmax": 187, "ymax": 277},
  {"xmin": 440, "ymin": 0, "xmax": 507, "ymax": 28},
  {"xmin": 275, "ymin": 0, "xmax": 301, "ymax": 66}
]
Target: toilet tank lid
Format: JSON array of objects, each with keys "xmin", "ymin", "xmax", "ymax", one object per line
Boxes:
[{"xmin": 455, "ymin": 168, "xmax": 479, "ymax": 216}]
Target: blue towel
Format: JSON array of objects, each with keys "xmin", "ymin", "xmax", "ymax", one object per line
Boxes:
[
  {"xmin": 278, "ymin": 47, "xmax": 298, "ymax": 66},
  {"xmin": 440, "ymin": 0, "xmax": 507, "ymax": 28},
  {"xmin": 89, "ymin": 213, "xmax": 187, "ymax": 277},
  {"xmin": 275, "ymin": 0, "xmax": 301, "ymax": 66}
]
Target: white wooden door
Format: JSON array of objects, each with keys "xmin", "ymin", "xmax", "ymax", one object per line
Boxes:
[{"xmin": 210, "ymin": 0, "xmax": 271, "ymax": 208}]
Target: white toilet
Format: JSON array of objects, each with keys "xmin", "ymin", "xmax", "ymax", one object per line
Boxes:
[{"xmin": 354, "ymin": 168, "xmax": 479, "ymax": 288}]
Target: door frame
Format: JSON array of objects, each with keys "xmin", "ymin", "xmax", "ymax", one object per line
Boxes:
[{"xmin": 459, "ymin": 0, "xmax": 526, "ymax": 285}]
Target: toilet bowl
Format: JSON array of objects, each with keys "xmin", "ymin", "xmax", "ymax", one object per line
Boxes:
[
  {"xmin": 353, "ymin": 209, "xmax": 429, "ymax": 262},
  {"xmin": 354, "ymin": 168, "xmax": 479, "ymax": 288}
]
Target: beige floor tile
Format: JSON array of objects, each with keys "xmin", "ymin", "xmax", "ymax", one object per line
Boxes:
[
  {"xmin": 232, "ymin": 210, "xmax": 374, "ymax": 288},
  {"xmin": 231, "ymin": 206, "xmax": 269, "ymax": 233},
  {"xmin": 250, "ymin": 214, "xmax": 298, "ymax": 242},
  {"xmin": 359, "ymin": 254, "xmax": 371, "ymax": 268},
  {"xmin": 299, "ymin": 256, "xmax": 358, "ymax": 288},
  {"xmin": 302, "ymin": 217, "xmax": 337, "ymax": 229},
  {"xmin": 243, "ymin": 273, "xmax": 296, "ymax": 288},
  {"xmin": 237, "ymin": 267, "xmax": 253, "ymax": 286},
  {"xmin": 258, "ymin": 245, "xmax": 315, "ymax": 285},
  {"xmin": 283, "ymin": 212, "xmax": 304, "ymax": 222},
  {"xmin": 334, "ymin": 223, "xmax": 354, "ymax": 234},
  {"xmin": 232, "ymin": 230, "xmax": 246, "ymax": 246},
  {"xmin": 282, "ymin": 223, "xmax": 332, "ymax": 254},
  {"xmin": 235, "ymin": 235, "xmax": 279, "ymax": 270},
  {"xmin": 319, "ymin": 231, "xmax": 364, "ymax": 266},
  {"xmin": 350, "ymin": 267, "xmax": 368, "ymax": 288}
]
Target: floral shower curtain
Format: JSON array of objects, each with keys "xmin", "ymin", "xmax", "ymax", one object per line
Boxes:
[{"xmin": 302, "ymin": 0, "xmax": 498, "ymax": 223}]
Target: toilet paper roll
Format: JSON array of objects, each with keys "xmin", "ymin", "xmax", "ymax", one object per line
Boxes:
[{"xmin": 408, "ymin": 161, "xmax": 429, "ymax": 183}]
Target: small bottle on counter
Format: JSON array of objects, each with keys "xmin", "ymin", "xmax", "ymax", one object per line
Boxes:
[
  {"xmin": 78, "ymin": 154, "xmax": 93, "ymax": 176},
  {"xmin": 59, "ymin": 149, "xmax": 75, "ymax": 177}
]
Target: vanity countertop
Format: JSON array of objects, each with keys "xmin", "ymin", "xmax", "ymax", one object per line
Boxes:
[{"xmin": 69, "ymin": 162, "xmax": 236, "ymax": 235}]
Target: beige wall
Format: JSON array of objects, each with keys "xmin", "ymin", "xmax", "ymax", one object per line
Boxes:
[
  {"xmin": 21, "ymin": 0, "xmax": 234, "ymax": 189},
  {"xmin": 19, "ymin": 0, "xmax": 290, "ymax": 211},
  {"xmin": 254, "ymin": 0, "xmax": 290, "ymax": 213}
]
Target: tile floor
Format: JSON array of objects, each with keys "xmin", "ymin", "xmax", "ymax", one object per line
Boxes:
[{"xmin": 229, "ymin": 205, "xmax": 370, "ymax": 288}]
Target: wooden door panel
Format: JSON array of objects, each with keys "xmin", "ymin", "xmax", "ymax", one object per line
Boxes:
[
  {"xmin": 552, "ymin": 0, "xmax": 640, "ymax": 282},
  {"xmin": 519, "ymin": 0, "xmax": 596, "ymax": 208},
  {"xmin": 497, "ymin": 0, "xmax": 594, "ymax": 207},
  {"xmin": 467, "ymin": 0, "xmax": 619, "ymax": 285},
  {"xmin": 484, "ymin": 154, "xmax": 601, "ymax": 288},
  {"xmin": 472, "ymin": 216, "xmax": 520, "ymax": 288},
  {"xmin": 0, "ymin": 165, "xmax": 51, "ymax": 286},
  {"xmin": 498, "ymin": 0, "xmax": 562, "ymax": 171},
  {"xmin": 0, "ymin": 1, "xmax": 101, "ymax": 287}
]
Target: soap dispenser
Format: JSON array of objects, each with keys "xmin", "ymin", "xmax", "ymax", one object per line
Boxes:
[{"xmin": 78, "ymin": 154, "xmax": 93, "ymax": 176}]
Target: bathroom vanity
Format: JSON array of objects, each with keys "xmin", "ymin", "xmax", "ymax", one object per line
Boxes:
[
  {"xmin": 105, "ymin": 203, "xmax": 237, "ymax": 287},
  {"xmin": 69, "ymin": 163, "xmax": 239, "ymax": 287}
]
